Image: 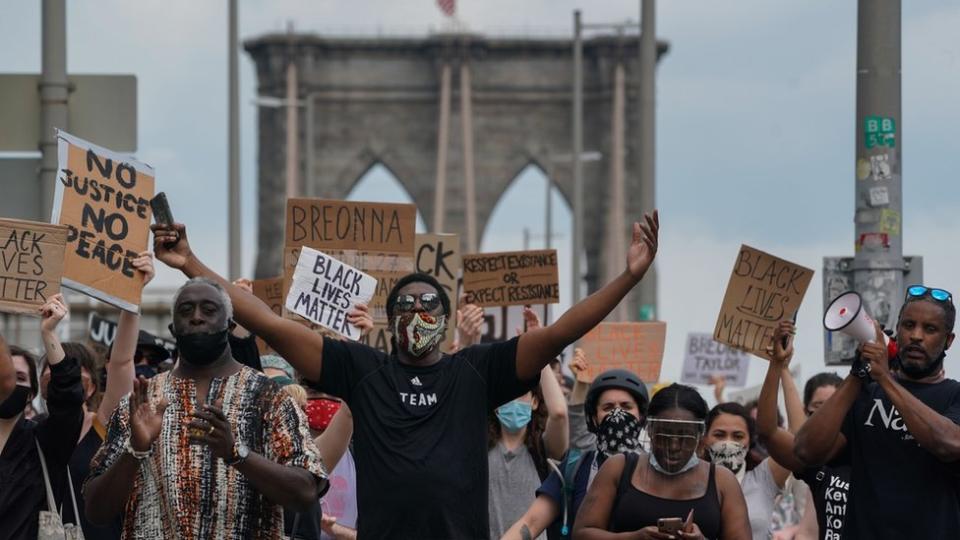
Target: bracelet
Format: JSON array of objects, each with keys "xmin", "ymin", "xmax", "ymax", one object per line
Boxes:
[{"xmin": 124, "ymin": 437, "xmax": 152, "ymax": 460}]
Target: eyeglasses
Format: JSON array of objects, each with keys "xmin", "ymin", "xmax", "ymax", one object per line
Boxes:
[
  {"xmin": 906, "ymin": 285, "xmax": 953, "ymax": 304},
  {"xmin": 394, "ymin": 293, "xmax": 441, "ymax": 313}
]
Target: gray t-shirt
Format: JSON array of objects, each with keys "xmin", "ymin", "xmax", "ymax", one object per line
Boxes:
[
  {"xmin": 568, "ymin": 403, "xmax": 597, "ymax": 454},
  {"xmin": 488, "ymin": 442, "xmax": 546, "ymax": 540},
  {"xmin": 742, "ymin": 459, "xmax": 781, "ymax": 540}
]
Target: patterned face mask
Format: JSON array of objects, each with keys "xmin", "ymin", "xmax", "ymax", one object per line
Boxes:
[
  {"xmin": 393, "ymin": 312, "xmax": 446, "ymax": 357},
  {"xmin": 305, "ymin": 397, "xmax": 341, "ymax": 432},
  {"xmin": 596, "ymin": 407, "xmax": 643, "ymax": 465},
  {"xmin": 708, "ymin": 440, "xmax": 748, "ymax": 483}
]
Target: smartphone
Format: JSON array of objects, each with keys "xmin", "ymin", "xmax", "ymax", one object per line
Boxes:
[
  {"xmin": 150, "ymin": 192, "xmax": 175, "ymax": 226},
  {"xmin": 658, "ymin": 517, "xmax": 684, "ymax": 534}
]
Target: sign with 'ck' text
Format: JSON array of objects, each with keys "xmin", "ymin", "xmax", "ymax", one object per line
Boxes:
[{"xmin": 285, "ymin": 247, "xmax": 377, "ymax": 340}]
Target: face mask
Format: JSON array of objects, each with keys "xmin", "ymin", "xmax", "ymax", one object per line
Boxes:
[
  {"xmin": 649, "ymin": 451, "xmax": 700, "ymax": 475},
  {"xmin": 0, "ymin": 385, "xmax": 30, "ymax": 419},
  {"xmin": 306, "ymin": 397, "xmax": 341, "ymax": 432},
  {"xmin": 393, "ymin": 312, "xmax": 446, "ymax": 357},
  {"xmin": 496, "ymin": 400, "xmax": 533, "ymax": 433},
  {"xmin": 135, "ymin": 364, "xmax": 158, "ymax": 380},
  {"xmin": 708, "ymin": 440, "xmax": 748, "ymax": 483},
  {"xmin": 174, "ymin": 328, "xmax": 230, "ymax": 366},
  {"xmin": 596, "ymin": 408, "xmax": 642, "ymax": 465}
]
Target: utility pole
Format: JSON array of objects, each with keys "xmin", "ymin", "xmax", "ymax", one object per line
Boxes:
[
  {"xmin": 852, "ymin": 0, "xmax": 904, "ymax": 330},
  {"xmin": 285, "ymin": 23, "xmax": 299, "ymax": 200},
  {"xmin": 571, "ymin": 10, "xmax": 584, "ymax": 304},
  {"xmin": 40, "ymin": 0, "xmax": 67, "ymax": 220},
  {"xmin": 228, "ymin": 0, "xmax": 241, "ymax": 280},
  {"xmin": 637, "ymin": 0, "xmax": 658, "ymax": 320}
]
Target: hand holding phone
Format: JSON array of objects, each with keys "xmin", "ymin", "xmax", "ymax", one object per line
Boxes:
[
  {"xmin": 150, "ymin": 193, "xmax": 179, "ymax": 248},
  {"xmin": 657, "ymin": 517, "xmax": 683, "ymax": 534}
]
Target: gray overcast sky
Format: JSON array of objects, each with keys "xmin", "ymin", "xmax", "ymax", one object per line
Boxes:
[{"xmin": 2, "ymin": 0, "xmax": 958, "ymax": 395}]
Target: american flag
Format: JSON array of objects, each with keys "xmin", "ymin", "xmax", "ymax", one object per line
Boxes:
[{"xmin": 437, "ymin": 0, "xmax": 455, "ymax": 17}]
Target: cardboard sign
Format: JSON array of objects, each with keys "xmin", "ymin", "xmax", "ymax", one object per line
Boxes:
[
  {"xmin": 462, "ymin": 249, "xmax": 559, "ymax": 307},
  {"xmin": 0, "ymin": 218, "xmax": 68, "ymax": 315},
  {"xmin": 416, "ymin": 233, "xmax": 460, "ymax": 352},
  {"xmin": 680, "ymin": 332, "xmax": 750, "ymax": 387},
  {"xmin": 578, "ymin": 322, "xmax": 667, "ymax": 384},
  {"xmin": 283, "ymin": 199, "xmax": 416, "ymax": 324},
  {"xmin": 359, "ymin": 323, "xmax": 392, "ymax": 355},
  {"xmin": 54, "ymin": 131, "xmax": 155, "ymax": 312},
  {"xmin": 87, "ymin": 312, "xmax": 118, "ymax": 347},
  {"xmin": 714, "ymin": 245, "xmax": 814, "ymax": 360},
  {"xmin": 252, "ymin": 277, "xmax": 284, "ymax": 354},
  {"xmin": 285, "ymin": 247, "xmax": 377, "ymax": 340}
]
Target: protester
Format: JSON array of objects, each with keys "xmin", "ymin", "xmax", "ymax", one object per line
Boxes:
[
  {"xmin": 756, "ymin": 322, "xmax": 846, "ymax": 540},
  {"xmin": 84, "ymin": 277, "xmax": 328, "ymax": 538},
  {"xmin": 489, "ymin": 307, "xmax": 570, "ymax": 539},
  {"xmin": 0, "ymin": 294, "xmax": 84, "ymax": 540},
  {"xmin": 795, "ymin": 285, "xmax": 960, "ymax": 538},
  {"xmin": 503, "ymin": 355, "xmax": 650, "ymax": 540},
  {"xmin": 573, "ymin": 383, "xmax": 751, "ymax": 540},
  {"xmin": 702, "ymin": 398, "xmax": 792, "ymax": 540},
  {"xmin": 151, "ymin": 210, "xmax": 659, "ymax": 539},
  {"xmin": 310, "ymin": 393, "xmax": 358, "ymax": 540}
]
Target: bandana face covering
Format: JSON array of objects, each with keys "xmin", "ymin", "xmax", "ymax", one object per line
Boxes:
[
  {"xmin": 306, "ymin": 398, "xmax": 342, "ymax": 432},
  {"xmin": 596, "ymin": 407, "xmax": 643, "ymax": 465},
  {"xmin": 708, "ymin": 440, "xmax": 748, "ymax": 483},
  {"xmin": 393, "ymin": 312, "xmax": 446, "ymax": 357}
]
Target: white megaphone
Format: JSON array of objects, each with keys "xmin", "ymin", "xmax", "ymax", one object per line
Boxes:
[{"xmin": 823, "ymin": 291, "xmax": 889, "ymax": 345}]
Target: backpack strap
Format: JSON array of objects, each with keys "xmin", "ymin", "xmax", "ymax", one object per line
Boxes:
[
  {"xmin": 546, "ymin": 448, "xmax": 591, "ymax": 538},
  {"xmin": 34, "ymin": 440, "xmax": 61, "ymax": 518}
]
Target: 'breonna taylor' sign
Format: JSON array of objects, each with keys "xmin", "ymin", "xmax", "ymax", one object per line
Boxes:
[{"xmin": 285, "ymin": 247, "xmax": 376, "ymax": 340}]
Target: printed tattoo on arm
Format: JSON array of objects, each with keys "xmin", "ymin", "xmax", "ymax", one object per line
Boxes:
[{"xmin": 520, "ymin": 524, "xmax": 532, "ymax": 540}]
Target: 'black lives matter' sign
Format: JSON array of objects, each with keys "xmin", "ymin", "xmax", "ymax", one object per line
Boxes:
[
  {"xmin": 55, "ymin": 131, "xmax": 154, "ymax": 312},
  {"xmin": 0, "ymin": 219, "xmax": 68, "ymax": 315},
  {"xmin": 714, "ymin": 245, "xmax": 813, "ymax": 360}
]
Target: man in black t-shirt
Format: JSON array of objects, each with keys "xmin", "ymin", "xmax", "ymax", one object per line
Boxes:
[
  {"xmin": 152, "ymin": 211, "xmax": 660, "ymax": 539},
  {"xmin": 796, "ymin": 286, "xmax": 960, "ymax": 539}
]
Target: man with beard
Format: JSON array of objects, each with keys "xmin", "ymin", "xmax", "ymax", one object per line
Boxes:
[
  {"xmin": 151, "ymin": 211, "xmax": 659, "ymax": 540},
  {"xmin": 796, "ymin": 285, "xmax": 960, "ymax": 539},
  {"xmin": 84, "ymin": 278, "xmax": 328, "ymax": 539}
]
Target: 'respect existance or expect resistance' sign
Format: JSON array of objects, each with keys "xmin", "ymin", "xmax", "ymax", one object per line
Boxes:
[
  {"xmin": 285, "ymin": 247, "xmax": 377, "ymax": 341},
  {"xmin": 461, "ymin": 249, "xmax": 559, "ymax": 308},
  {"xmin": 714, "ymin": 245, "xmax": 813, "ymax": 360},
  {"xmin": 54, "ymin": 130, "xmax": 155, "ymax": 312},
  {"xmin": 0, "ymin": 218, "xmax": 68, "ymax": 315},
  {"xmin": 680, "ymin": 332, "xmax": 751, "ymax": 387},
  {"xmin": 577, "ymin": 322, "xmax": 667, "ymax": 384}
]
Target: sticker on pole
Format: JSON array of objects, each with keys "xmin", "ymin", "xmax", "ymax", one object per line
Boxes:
[{"xmin": 285, "ymin": 247, "xmax": 377, "ymax": 340}]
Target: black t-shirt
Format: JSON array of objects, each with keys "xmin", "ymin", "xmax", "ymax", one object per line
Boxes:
[
  {"xmin": 841, "ymin": 377, "xmax": 960, "ymax": 538},
  {"xmin": 795, "ymin": 463, "xmax": 850, "ymax": 540},
  {"xmin": 311, "ymin": 337, "xmax": 534, "ymax": 539}
]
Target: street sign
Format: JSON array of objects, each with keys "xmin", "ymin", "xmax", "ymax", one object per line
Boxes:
[{"xmin": 0, "ymin": 74, "xmax": 137, "ymax": 152}]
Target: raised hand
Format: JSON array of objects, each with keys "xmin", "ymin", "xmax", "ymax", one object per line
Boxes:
[
  {"xmin": 516, "ymin": 306, "xmax": 542, "ymax": 335},
  {"xmin": 768, "ymin": 320, "xmax": 795, "ymax": 367},
  {"xmin": 132, "ymin": 250, "xmax": 156, "ymax": 286},
  {"xmin": 626, "ymin": 211, "xmax": 659, "ymax": 280},
  {"xmin": 39, "ymin": 293, "xmax": 68, "ymax": 334},
  {"xmin": 150, "ymin": 222, "xmax": 192, "ymax": 270},
  {"xmin": 187, "ymin": 399, "xmax": 236, "ymax": 460},
  {"xmin": 347, "ymin": 303, "xmax": 374, "ymax": 338},
  {"xmin": 232, "ymin": 278, "xmax": 254, "ymax": 294},
  {"xmin": 456, "ymin": 300, "xmax": 485, "ymax": 348},
  {"xmin": 570, "ymin": 347, "xmax": 591, "ymax": 383},
  {"xmin": 861, "ymin": 321, "xmax": 891, "ymax": 380},
  {"xmin": 129, "ymin": 376, "xmax": 169, "ymax": 452}
]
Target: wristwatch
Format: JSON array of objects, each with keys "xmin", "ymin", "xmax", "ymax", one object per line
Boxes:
[
  {"xmin": 850, "ymin": 356, "xmax": 872, "ymax": 379},
  {"xmin": 225, "ymin": 442, "xmax": 249, "ymax": 466}
]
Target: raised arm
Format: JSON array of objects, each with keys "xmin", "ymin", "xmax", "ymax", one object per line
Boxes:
[
  {"xmin": 0, "ymin": 333, "xmax": 14, "ymax": 402},
  {"xmin": 756, "ymin": 322, "xmax": 805, "ymax": 473},
  {"xmin": 98, "ymin": 251, "xmax": 153, "ymax": 425},
  {"xmin": 314, "ymin": 402, "xmax": 353, "ymax": 472},
  {"xmin": 39, "ymin": 293, "xmax": 68, "ymax": 366},
  {"xmin": 152, "ymin": 223, "xmax": 326, "ymax": 381},
  {"xmin": 781, "ymin": 367, "xmax": 806, "ymax": 434},
  {"xmin": 568, "ymin": 347, "xmax": 590, "ymax": 406},
  {"xmin": 516, "ymin": 212, "xmax": 659, "ymax": 381},
  {"xmin": 520, "ymin": 307, "xmax": 569, "ymax": 460}
]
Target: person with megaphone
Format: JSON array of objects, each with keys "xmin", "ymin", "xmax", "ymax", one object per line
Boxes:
[{"xmin": 795, "ymin": 285, "xmax": 960, "ymax": 539}]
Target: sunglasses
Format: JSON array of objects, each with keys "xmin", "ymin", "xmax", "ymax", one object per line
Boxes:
[
  {"xmin": 906, "ymin": 285, "xmax": 953, "ymax": 304},
  {"xmin": 394, "ymin": 292, "xmax": 442, "ymax": 313}
]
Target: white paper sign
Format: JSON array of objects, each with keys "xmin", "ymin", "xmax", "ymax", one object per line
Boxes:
[
  {"xmin": 285, "ymin": 247, "xmax": 377, "ymax": 340},
  {"xmin": 680, "ymin": 332, "xmax": 750, "ymax": 387}
]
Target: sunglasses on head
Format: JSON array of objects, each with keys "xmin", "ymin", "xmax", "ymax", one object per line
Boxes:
[
  {"xmin": 906, "ymin": 285, "xmax": 953, "ymax": 304},
  {"xmin": 395, "ymin": 292, "xmax": 441, "ymax": 313}
]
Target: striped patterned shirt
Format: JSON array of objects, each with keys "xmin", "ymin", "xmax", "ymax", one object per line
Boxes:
[{"xmin": 87, "ymin": 367, "xmax": 327, "ymax": 539}]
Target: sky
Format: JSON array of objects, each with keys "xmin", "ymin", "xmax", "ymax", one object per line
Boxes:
[{"xmin": 1, "ymin": 0, "xmax": 959, "ymax": 399}]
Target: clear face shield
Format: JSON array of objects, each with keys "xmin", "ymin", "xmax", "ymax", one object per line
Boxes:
[{"xmin": 646, "ymin": 418, "xmax": 705, "ymax": 474}]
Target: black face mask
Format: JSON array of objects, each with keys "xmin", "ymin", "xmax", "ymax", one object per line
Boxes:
[
  {"xmin": 173, "ymin": 327, "xmax": 230, "ymax": 366},
  {"xmin": 0, "ymin": 385, "xmax": 30, "ymax": 419}
]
